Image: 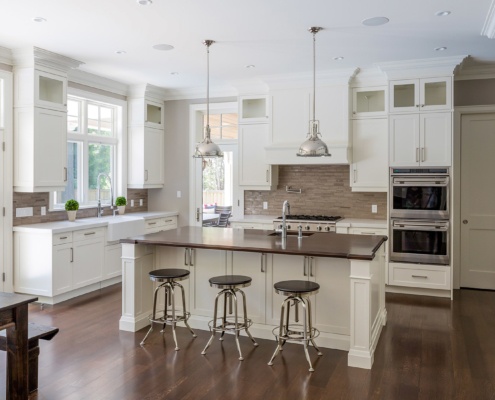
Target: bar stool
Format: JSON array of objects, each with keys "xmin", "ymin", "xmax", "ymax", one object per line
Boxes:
[
  {"xmin": 268, "ymin": 280, "xmax": 323, "ymax": 372},
  {"xmin": 201, "ymin": 275, "xmax": 258, "ymax": 360},
  {"xmin": 140, "ymin": 268, "xmax": 196, "ymax": 350}
]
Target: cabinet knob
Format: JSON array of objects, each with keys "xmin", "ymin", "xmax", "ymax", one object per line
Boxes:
[
  {"xmin": 416, "ymin": 104, "xmax": 420, "ymax": 107},
  {"xmin": 463, "ymin": 220, "xmax": 468, "ymax": 224}
]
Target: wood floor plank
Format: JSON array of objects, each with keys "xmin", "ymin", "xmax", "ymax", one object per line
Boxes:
[{"xmin": 1, "ymin": 284, "xmax": 494, "ymax": 400}]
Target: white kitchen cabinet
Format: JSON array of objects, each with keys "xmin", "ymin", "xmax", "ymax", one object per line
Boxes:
[
  {"xmin": 104, "ymin": 243, "xmax": 122, "ymax": 280},
  {"xmin": 239, "ymin": 95, "xmax": 269, "ymax": 123},
  {"xmin": 388, "ymin": 262, "xmax": 451, "ymax": 290},
  {"xmin": 350, "ymin": 118, "xmax": 388, "ymax": 192},
  {"xmin": 238, "ymin": 124, "xmax": 278, "ymax": 189},
  {"xmin": 14, "ymin": 107, "xmax": 67, "ymax": 192},
  {"xmin": 14, "ymin": 67, "xmax": 67, "ymax": 112},
  {"xmin": 52, "ymin": 243, "xmax": 73, "ymax": 295},
  {"xmin": 389, "ymin": 112, "xmax": 452, "ymax": 167},
  {"xmin": 389, "ymin": 77, "xmax": 452, "ymax": 113},
  {"xmin": 72, "ymin": 230, "xmax": 104, "ymax": 289},
  {"xmin": 352, "ymin": 87, "xmax": 387, "ymax": 118},
  {"xmin": 129, "ymin": 97, "xmax": 164, "ymax": 130},
  {"xmin": 230, "ymin": 221, "xmax": 274, "ymax": 230},
  {"xmin": 128, "ymin": 126, "xmax": 164, "ymax": 188},
  {"xmin": 145, "ymin": 216, "xmax": 178, "ymax": 233}
]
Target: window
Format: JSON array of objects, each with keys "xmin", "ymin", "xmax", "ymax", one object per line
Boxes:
[
  {"xmin": 204, "ymin": 112, "xmax": 238, "ymax": 140},
  {"xmin": 53, "ymin": 95, "xmax": 121, "ymax": 208}
]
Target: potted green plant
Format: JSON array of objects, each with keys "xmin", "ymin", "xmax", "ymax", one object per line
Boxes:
[
  {"xmin": 65, "ymin": 199, "xmax": 79, "ymax": 222},
  {"xmin": 115, "ymin": 196, "xmax": 127, "ymax": 215}
]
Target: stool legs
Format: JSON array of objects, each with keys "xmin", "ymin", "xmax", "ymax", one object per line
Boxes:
[
  {"xmin": 202, "ymin": 288, "xmax": 257, "ymax": 361},
  {"xmin": 141, "ymin": 280, "xmax": 196, "ymax": 349},
  {"xmin": 268, "ymin": 294, "xmax": 322, "ymax": 372}
]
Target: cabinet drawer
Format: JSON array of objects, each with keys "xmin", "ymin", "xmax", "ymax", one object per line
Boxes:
[
  {"xmin": 73, "ymin": 227, "xmax": 105, "ymax": 242},
  {"xmin": 349, "ymin": 227, "xmax": 387, "ymax": 236},
  {"xmin": 145, "ymin": 217, "xmax": 177, "ymax": 232},
  {"xmin": 53, "ymin": 232, "xmax": 73, "ymax": 245},
  {"xmin": 389, "ymin": 264, "xmax": 450, "ymax": 290}
]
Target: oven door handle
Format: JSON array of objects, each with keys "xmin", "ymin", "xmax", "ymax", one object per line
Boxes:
[
  {"xmin": 392, "ymin": 177, "xmax": 449, "ymax": 187},
  {"xmin": 393, "ymin": 222, "xmax": 449, "ymax": 231}
]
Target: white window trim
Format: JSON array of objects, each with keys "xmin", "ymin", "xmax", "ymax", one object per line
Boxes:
[{"xmin": 50, "ymin": 88, "xmax": 127, "ymax": 210}]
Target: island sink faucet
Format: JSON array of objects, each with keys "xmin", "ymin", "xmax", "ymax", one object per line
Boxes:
[
  {"xmin": 96, "ymin": 172, "xmax": 114, "ymax": 218},
  {"xmin": 281, "ymin": 200, "xmax": 291, "ymax": 239}
]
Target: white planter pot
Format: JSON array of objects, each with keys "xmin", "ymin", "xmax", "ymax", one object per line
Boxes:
[
  {"xmin": 118, "ymin": 206, "xmax": 126, "ymax": 215},
  {"xmin": 67, "ymin": 210, "xmax": 77, "ymax": 221}
]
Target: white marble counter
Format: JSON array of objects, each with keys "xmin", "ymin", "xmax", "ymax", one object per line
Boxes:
[{"xmin": 336, "ymin": 218, "xmax": 387, "ymax": 229}]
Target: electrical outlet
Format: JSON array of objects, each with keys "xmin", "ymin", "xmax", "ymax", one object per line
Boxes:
[
  {"xmin": 41, "ymin": 206, "xmax": 46, "ymax": 216},
  {"xmin": 372, "ymin": 204, "xmax": 377, "ymax": 213},
  {"xmin": 139, "ymin": 199, "xmax": 143, "ymax": 206},
  {"xmin": 130, "ymin": 199, "xmax": 135, "ymax": 207},
  {"xmin": 263, "ymin": 201, "xmax": 268, "ymax": 210},
  {"xmin": 177, "ymin": 191, "xmax": 182, "ymax": 198},
  {"xmin": 16, "ymin": 207, "xmax": 33, "ymax": 217}
]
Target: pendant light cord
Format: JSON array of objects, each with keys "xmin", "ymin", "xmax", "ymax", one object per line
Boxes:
[
  {"xmin": 312, "ymin": 29, "xmax": 316, "ymax": 122},
  {"xmin": 203, "ymin": 40, "xmax": 214, "ymax": 140}
]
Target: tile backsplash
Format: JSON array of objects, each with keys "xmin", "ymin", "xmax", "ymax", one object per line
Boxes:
[
  {"xmin": 13, "ymin": 189, "xmax": 148, "ymax": 226},
  {"xmin": 244, "ymin": 165, "xmax": 387, "ymax": 219}
]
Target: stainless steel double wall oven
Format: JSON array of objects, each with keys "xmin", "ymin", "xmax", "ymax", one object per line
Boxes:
[{"xmin": 389, "ymin": 168, "xmax": 450, "ymax": 265}]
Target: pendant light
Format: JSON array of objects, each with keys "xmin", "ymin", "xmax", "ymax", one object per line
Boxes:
[
  {"xmin": 193, "ymin": 40, "xmax": 223, "ymax": 158},
  {"xmin": 297, "ymin": 27, "xmax": 331, "ymax": 157}
]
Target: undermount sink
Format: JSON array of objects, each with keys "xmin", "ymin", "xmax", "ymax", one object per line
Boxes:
[
  {"xmin": 268, "ymin": 231, "xmax": 315, "ymax": 237},
  {"xmin": 101, "ymin": 215, "xmax": 145, "ymax": 242}
]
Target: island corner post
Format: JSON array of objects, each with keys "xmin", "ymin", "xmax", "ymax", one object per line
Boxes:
[{"xmin": 119, "ymin": 227, "xmax": 387, "ymax": 369}]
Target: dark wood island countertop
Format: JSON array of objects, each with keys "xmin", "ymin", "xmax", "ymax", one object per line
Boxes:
[{"xmin": 121, "ymin": 226, "xmax": 387, "ymax": 260}]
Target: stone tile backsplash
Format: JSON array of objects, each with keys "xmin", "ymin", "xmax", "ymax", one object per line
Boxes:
[
  {"xmin": 13, "ymin": 189, "xmax": 148, "ymax": 226},
  {"xmin": 244, "ymin": 165, "xmax": 387, "ymax": 219}
]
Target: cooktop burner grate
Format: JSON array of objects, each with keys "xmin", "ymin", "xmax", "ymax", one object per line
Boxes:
[{"xmin": 276, "ymin": 215, "xmax": 342, "ymax": 222}]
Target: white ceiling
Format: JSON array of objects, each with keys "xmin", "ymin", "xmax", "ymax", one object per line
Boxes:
[{"xmin": 1, "ymin": 0, "xmax": 494, "ymax": 92}]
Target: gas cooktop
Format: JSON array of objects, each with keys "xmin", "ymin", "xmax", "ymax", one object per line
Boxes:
[{"xmin": 275, "ymin": 215, "xmax": 342, "ymax": 222}]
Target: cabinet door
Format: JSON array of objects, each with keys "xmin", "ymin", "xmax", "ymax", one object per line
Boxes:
[
  {"xmin": 312, "ymin": 257, "xmax": 350, "ymax": 335},
  {"xmin": 239, "ymin": 124, "xmax": 276, "ymax": 188},
  {"xmin": 52, "ymin": 243, "xmax": 73, "ymax": 295},
  {"xmin": 230, "ymin": 251, "xmax": 267, "ymax": 324},
  {"xmin": 145, "ymin": 99, "xmax": 164, "ymax": 129},
  {"xmin": 143, "ymin": 127, "xmax": 164, "ymax": 186},
  {"xmin": 267, "ymin": 254, "xmax": 308, "ymax": 326},
  {"xmin": 104, "ymin": 243, "xmax": 122, "ymax": 280},
  {"xmin": 352, "ymin": 87, "xmax": 387, "ymax": 118},
  {"xmin": 35, "ymin": 70, "xmax": 67, "ymax": 111},
  {"xmin": 239, "ymin": 95, "xmax": 269, "ymax": 123},
  {"xmin": 188, "ymin": 248, "xmax": 227, "ymax": 317},
  {"xmin": 351, "ymin": 119, "xmax": 388, "ymax": 192},
  {"xmin": 419, "ymin": 77, "xmax": 452, "ymax": 111},
  {"xmin": 389, "ymin": 114, "xmax": 420, "ymax": 166},
  {"xmin": 389, "ymin": 79, "xmax": 419, "ymax": 113},
  {"xmin": 34, "ymin": 108, "xmax": 67, "ymax": 188},
  {"xmin": 73, "ymin": 238, "xmax": 104, "ymax": 289},
  {"xmin": 420, "ymin": 112, "xmax": 452, "ymax": 166}
]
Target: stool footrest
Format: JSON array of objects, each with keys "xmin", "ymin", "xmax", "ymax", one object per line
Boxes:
[
  {"xmin": 148, "ymin": 310, "xmax": 191, "ymax": 326},
  {"xmin": 271, "ymin": 324, "xmax": 320, "ymax": 343},
  {"xmin": 208, "ymin": 317, "xmax": 253, "ymax": 333}
]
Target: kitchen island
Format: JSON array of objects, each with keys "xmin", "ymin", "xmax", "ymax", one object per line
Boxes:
[{"xmin": 120, "ymin": 226, "xmax": 387, "ymax": 369}]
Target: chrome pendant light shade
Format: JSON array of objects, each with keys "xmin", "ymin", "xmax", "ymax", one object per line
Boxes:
[
  {"xmin": 297, "ymin": 27, "xmax": 331, "ymax": 157},
  {"xmin": 193, "ymin": 40, "xmax": 223, "ymax": 158}
]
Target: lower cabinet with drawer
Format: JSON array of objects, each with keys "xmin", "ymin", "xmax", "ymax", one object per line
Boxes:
[
  {"xmin": 388, "ymin": 262, "xmax": 451, "ymax": 290},
  {"xmin": 145, "ymin": 216, "xmax": 177, "ymax": 233},
  {"xmin": 14, "ymin": 228, "xmax": 105, "ymax": 304}
]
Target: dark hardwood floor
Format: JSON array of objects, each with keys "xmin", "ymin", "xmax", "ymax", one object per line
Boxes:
[{"xmin": 1, "ymin": 285, "xmax": 494, "ymax": 400}]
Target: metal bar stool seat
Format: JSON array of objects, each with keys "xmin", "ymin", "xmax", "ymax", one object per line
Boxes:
[
  {"xmin": 268, "ymin": 280, "xmax": 323, "ymax": 372},
  {"xmin": 201, "ymin": 275, "xmax": 258, "ymax": 360},
  {"xmin": 140, "ymin": 268, "xmax": 196, "ymax": 350}
]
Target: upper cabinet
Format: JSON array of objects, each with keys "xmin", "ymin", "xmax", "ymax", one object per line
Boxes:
[
  {"xmin": 127, "ymin": 84, "xmax": 166, "ymax": 189},
  {"xmin": 352, "ymin": 86, "xmax": 387, "ymax": 118},
  {"xmin": 239, "ymin": 95, "xmax": 269, "ymax": 124},
  {"xmin": 238, "ymin": 95, "xmax": 278, "ymax": 190},
  {"xmin": 389, "ymin": 77, "xmax": 452, "ymax": 113},
  {"xmin": 12, "ymin": 47, "xmax": 83, "ymax": 192}
]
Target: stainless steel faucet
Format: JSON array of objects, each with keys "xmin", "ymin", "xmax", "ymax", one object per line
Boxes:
[
  {"xmin": 96, "ymin": 173, "xmax": 114, "ymax": 218},
  {"xmin": 281, "ymin": 200, "xmax": 291, "ymax": 238}
]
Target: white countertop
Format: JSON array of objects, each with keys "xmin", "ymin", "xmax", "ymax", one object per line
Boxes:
[
  {"xmin": 13, "ymin": 211, "xmax": 179, "ymax": 234},
  {"xmin": 229, "ymin": 215, "xmax": 278, "ymax": 224},
  {"xmin": 336, "ymin": 218, "xmax": 387, "ymax": 229}
]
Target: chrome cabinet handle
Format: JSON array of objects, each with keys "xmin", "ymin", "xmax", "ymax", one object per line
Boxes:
[
  {"xmin": 148, "ymin": 222, "xmax": 157, "ymax": 225},
  {"xmin": 416, "ymin": 148, "xmax": 419, "ymax": 162},
  {"xmin": 189, "ymin": 248, "xmax": 194, "ymax": 266},
  {"xmin": 266, "ymin": 169, "xmax": 269, "ymax": 183},
  {"xmin": 144, "ymin": 170, "xmax": 149, "ymax": 181},
  {"xmin": 84, "ymin": 232, "xmax": 95, "ymax": 236},
  {"xmin": 60, "ymin": 236, "xmax": 68, "ymax": 240},
  {"xmin": 309, "ymin": 257, "xmax": 314, "ymax": 277},
  {"xmin": 353, "ymin": 169, "xmax": 357, "ymax": 183},
  {"xmin": 421, "ymin": 147, "xmax": 425, "ymax": 162},
  {"xmin": 70, "ymin": 247, "xmax": 73, "ymax": 263},
  {"xmin": 196, "ymin": 208, "xmax": 200, "ymax": 222},
  {"xmin": 260, "ymin": 253, "xmax": 265, "ymax": 273},
  {"xmin": 184, "ymin": 248, "xmax": 188, "ymax": 266},
  {"xmin": 64, "ymin": 167, "xmax": 67, "ymax": 182},
  {"xmin": 412, "ymin": 275, "xmax": 428, "ymax": 279},
  {"xmin": 303, "ymin": 256, "xmax": 307, "ymax": 277}
]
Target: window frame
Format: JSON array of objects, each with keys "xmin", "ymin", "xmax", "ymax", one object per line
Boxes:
[{"xmin": 50, "ymin": 88, "xmax": 127, "ymax": 210}]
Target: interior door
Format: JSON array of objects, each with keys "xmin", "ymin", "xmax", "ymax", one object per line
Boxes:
[{"xmin": 460, "ymin": 113, "xmax": 495, "ymax": 289}]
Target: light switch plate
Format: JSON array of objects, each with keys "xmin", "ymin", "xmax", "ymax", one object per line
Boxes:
[
  {"xmin": 177, "ymin": 191, "xmax": 182, "ymax": 198},
  {"xmin": 16, "ymin": 207, "xmax": 33, "ymax": 217},
  {"xmin": 139, "ymin": 199, "xmax": 143, "ymax": 206},
  {"xmin": 372, "ymin": 204, "xmax": 377, "ymax": 213},
  {"xmin": 130, "ymin": 199, "xmax": 135, "ymax": 207},
  {"xmin": 263, "ymin": 201, "xmax": 268, "ymax": 210},
  {"xmin": 41, "ymin": 206, "xmax": 46, "ymax": 216}
]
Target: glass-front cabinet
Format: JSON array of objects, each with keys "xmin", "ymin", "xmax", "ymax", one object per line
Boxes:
[
  {"xmin": 352, "ymin": 87, "xmax": 387, "ymax": 118},
  {"xmin": 389, "ymin": 77, "xmax": 452, "ymax": 113}
]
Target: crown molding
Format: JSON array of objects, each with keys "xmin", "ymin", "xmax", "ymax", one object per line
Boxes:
[
  {"xmin": 0, "ymin": 46, "xmax": 12, "ymax": 66},
  {"xmin": 12, "ymin": 46, "xmax": 84, "ymax": 72},
  {"xmin": 481, "ymin": 0, "xmax": 495, "ymax": 38},
  {"xmin": 68, "ymin": 69, "xmax": 128, "ymax": 96},
  {"xmin": 350, "ymin": 67, "xmax": 388, "ymax": 87},
  {"xmin": 261, "ymin": 67, "xmax": 360, "ymax": 90},
  {"xmin": 376, "ymin": 55, "xmax": 468, "ymax": 79},
  {"xmin": 127, "ymin": 83, "xmax": 168, "ymax": 101},
  {"xmin": 162, "ymin": 85, "xmax": 238, "ymax": 101},
  {"xmin": 455, "ymin": 63, "xmax": 495, "ymax": 80}
]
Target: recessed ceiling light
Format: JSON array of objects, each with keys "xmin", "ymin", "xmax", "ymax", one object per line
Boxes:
[
  {"xmin": 136, "ymin": 0, "xmax": 152, "ymax": 5},
  {"xmin": 115, "ymin": 50, "xmax": 127, "ymax": 55},
  {"xmin": 246, "ymin": 65, "xmax": 256, "ymax": 69},
  {"xmin": 362, "ymin": 16, "xmax": 389, "ymax": 27},
  {"xmin": 333, "ymin": 56, "xmax": 344, "ymax": 61},
  {"xmin": 171, "ymin": 72, "xmax": 179, "ymax": 75},
  {"xmin": 435, "ymin": 46, "xmax": 447, "ymax": 51},
  {"xmin": 152, "ymin": 44, "xmax": 174, "ymax": 51},
  {"xmin": 32, "ymin": 17, "xmax": 47, "ymax": 23},
  {"xmin": 435, "ymin": 10, "xmax": 451, "ymax": 17}
]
